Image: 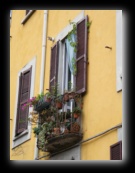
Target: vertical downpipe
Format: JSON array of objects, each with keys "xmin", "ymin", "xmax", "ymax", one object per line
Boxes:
[{"xmin": 34, "ymin": 10, "xmax": 48, "ymax": 160}]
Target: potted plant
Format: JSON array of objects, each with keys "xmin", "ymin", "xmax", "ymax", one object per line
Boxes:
[
  {"xmin": 64, "ymin": 81, "xmax": 76, "ymax": 101},
  {"xmin": 63, "ymin": 92, "xmax": 69, "ymax": 102},
  {"xmin": 21, "ymin": 96, "xmax": 38, "ymax": 110},
  {"xmin": 45, "ymin": 91, "xmax": 52, "ymax": 103},
  {"xmin": 55, "ymin": 95, "xmax": 63, "ymax": 109},
  {"xmin": 72, "ymin": 107, "xmax": 82, "ymax": 119}
]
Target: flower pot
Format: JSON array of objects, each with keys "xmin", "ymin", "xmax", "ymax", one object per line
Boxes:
[
  {"xmin": 73, "ymin": 113, "xmax": 80, "ymax": 119},
  {"xmin": 64, "ymin": 93, "xmax": 69, "ymax": 102},
  {"xmin": 46, "ymin": 98, "xmax": 51, "ymax": 103},
  {"xmin": 68, "ymin": 92, "xmax": 75, "ymax": 99},
  {"xmin": 56, "ymin": 102, "xmax": 62, "ymax": 109},
  {"xmin": 53, "ymin": 127, "xmax": 60, "ymax": 135}
]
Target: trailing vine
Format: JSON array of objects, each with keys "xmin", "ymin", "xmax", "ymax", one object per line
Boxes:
[
  {"xmin": 67, "ymin": 20, "xmax": 77, "ymax": 76},
  {"xmin": 67, "ymin": 20, "xmax": 92, "ymax": 76}
]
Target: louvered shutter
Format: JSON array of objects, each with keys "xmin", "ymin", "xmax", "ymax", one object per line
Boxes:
[
  {"xmin": 16, "ymin": 66, "xmax": 32, "ymax": 135},
  {"xmin": 49, "ymin": 42, "xmax": 59, "ymax": 91},
  {"xmin": 76, "ymin": 16, "xmax": 88, "ymax": 94},
  {"xmin": 110, "ymin": 141, "xmax": 122, "ymax": 160}
]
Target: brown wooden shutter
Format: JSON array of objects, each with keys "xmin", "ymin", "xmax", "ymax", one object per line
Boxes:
[
  {"xmin": 49, "ymin": 42, "xmax": 59, "ymax": 91},
  {"xmin": 15, "ymin": 66, "xmax": 32, "ymax": 136},
  {"xmin": 76, "ymin": 16, "xmax": 88, "ymax": 94},
  {"xmin": 110, "ymin": 141, "xmax": 122, "ymax": 160}
]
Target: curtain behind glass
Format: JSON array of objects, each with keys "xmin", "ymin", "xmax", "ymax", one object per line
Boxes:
[{"xmin": 65, "ymin": 34, "xmax": 76, "ymax": 75}]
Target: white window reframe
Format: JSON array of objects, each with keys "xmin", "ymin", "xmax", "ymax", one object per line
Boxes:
[
  {"xmin": 12, "ymin": 57, "xmax": 36, "ymax": 148},
  {"xmin": 116, "ymin": 10, "xmax": 122, "ymax": 92}
]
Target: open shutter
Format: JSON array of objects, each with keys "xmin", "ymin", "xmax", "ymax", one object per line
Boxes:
[
  {"xmin": 110, "ymin": 141, "xmax": 122, "ymax": 160},
  {"xmin": 16, "ymin": 66, "xmax": 32, "ymax": 136},
  {"xmin": 76, "ymin": 16, "xmax": 88, "ymax": 94},
  {"xmin": 49, "ymin": 42, "xmax": 59, "ymax": 91}
]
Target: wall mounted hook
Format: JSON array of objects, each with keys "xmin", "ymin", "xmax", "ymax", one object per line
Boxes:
[
  {"xmin": 47, "ymin": 36, "xmax": 55, "ymax": 42},
  {"xmin": 105, "ymin": 46, "xmax": 112, "ymax": 50}
]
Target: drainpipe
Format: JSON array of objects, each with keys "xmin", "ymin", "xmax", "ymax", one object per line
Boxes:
[{"xmin": 34, "ymin": 10, "xmax": 48, "ymax": 160}]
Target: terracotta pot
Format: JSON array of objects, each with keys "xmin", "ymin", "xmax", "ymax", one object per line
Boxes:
[
  {"xmin": 68, "ymin": 92, "xmax": 75, "ymax": 99},
  {"xmin": 73, "ymin": 113, "xmax": 80, "ymax": 119},
  {"xmin": 64, "ymin": 93, "xmax": 69, "ymax": 102},
  {"xmin": 56, "ymin": 102, "xmax": 62, "ymax": 109},
  {"xmin": 46, "ymin": 98, "xmax": 51, "ymax": 103},
  {"xmin": 53, "ymin": 127, "xmax": 60, "ymax": 135}
]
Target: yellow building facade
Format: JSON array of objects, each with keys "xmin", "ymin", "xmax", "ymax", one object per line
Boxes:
[{"xmin": 10, "ymin": 10, "xmax": 122, "ymax": 160}]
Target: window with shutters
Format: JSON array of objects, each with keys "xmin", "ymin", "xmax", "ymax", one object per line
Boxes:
[
  {"xmin": 110, "ymin": 141, "xmax": 122, "ymax": 160},
  {"xmin": 15, "ymin": 67, "xmax": 32, "ymax": 136},
  {"xmin": 49, "ymin": 15, "xmax": 88, "ymax": 115},
  {"xmin": 50, "ymin": 16, "xmax": 88, "ymax": 130},
  {"xmin": 12, "ymin": 57, "xmax": 36, "ymax": 148},
  {"xmin": 45, "ymin": 13, "xmax": 88, "ymax": 158}
]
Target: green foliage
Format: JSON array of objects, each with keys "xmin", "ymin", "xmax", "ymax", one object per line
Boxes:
[
  {"xmin": 87, "ymin": 21, "xmax": 92, "ymax": 32},
  {"xmin": 55, "ymin": 94, "xmax": 63, "ymax": 103},
  {"xmin": 33, "ymin": 126, "xmax": 42, "ymax": 136},
  {"xmin": 45, "ymin": 91, "xmax": 52, "ymax": 99},
  {"xmin": 71, "ymin": 57, "xmax": 77, "ymax": 76},
  {"xmin": 67, "ymin": 20, "xmax": 77, "ymax": 76},
  {"xmin": 73, "ymin": 107, "xmax": 82, "ymax": 114},
  {"xmin": 50, "ymin": 83, "xmax": 59, "ymax": 97},
  {"xmin": 36, "ymin": 92, "xmax": 45, "ymax": 101}
]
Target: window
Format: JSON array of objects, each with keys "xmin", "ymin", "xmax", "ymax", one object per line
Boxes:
[
  {"xmin": 12, "ymin": 57, "xmax": 36, "ymax": 148},
  {"xmin": 15, "ymin": 67, "xmax": 32, "ymax": 136},
  {"xmin": 49, "ymin": 15, "xmax": 88, "ymax": 95},
  {"xmin": 21, "ymin": 10, "xmax": 35, "ymax": 24},
  {"xmin": 110, "ymin": 141, "xmax": 122, "ymax": 160},
  {"xmin": 49, "ymin": 14, "xmax": 88, "ymax": 119}
]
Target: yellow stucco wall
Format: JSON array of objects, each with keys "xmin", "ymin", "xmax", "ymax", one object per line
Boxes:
[
  {"xmin": 81, "ymin": 10, "xmax": 122, "ymax": 160},
  {"xmin": 10, "ymin": 10, "xmax": 122, "ymax": 160},
  {"xmin": 10, "ymin": 10, "xmax": 44, "ymax": 160},
  {"xmin": 44, "ymin": 10, "xmax": 122, "ymax": 160}
]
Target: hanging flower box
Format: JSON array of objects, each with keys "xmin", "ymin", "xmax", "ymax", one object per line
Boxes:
[
  {"xmin": 44, "ymin": 133, "xmax": 83, "ymax": 153},
  {"xmin": 34, "ymin": 96, "xmax": 51, "ymax": 112}
]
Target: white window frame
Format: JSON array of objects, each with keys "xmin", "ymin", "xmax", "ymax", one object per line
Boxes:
[
  {"xmin": 21, "ymin": 10, "xmax": 35, "ymax": 24},
  {"xmin": 12, "ymin": 57, "xmax": 36, "ymax": 148},
  {"xmin": 116, "ymin": 10, "xmax": 122, "ymax": 92}
]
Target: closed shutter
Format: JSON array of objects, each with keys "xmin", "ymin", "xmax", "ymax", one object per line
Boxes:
[
  {"xmin": 16, "ymin": 66, "xmax": 32, "ymax": 136},
  {"xmin": 110, "ymin": 141, "xmax": 122, "ymax": 160},
  {"xmin": 76, "ymin": 16, "xmax": 88, "ymax": 94},
  {"xmin": 49, "ymin": 42, "xmax": 59, "ymax": 91}
]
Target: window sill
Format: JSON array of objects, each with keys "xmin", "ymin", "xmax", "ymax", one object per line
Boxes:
[
  {"xmin": 21, "ymin": 10, "xmax": 35, "ymax": 24},
  {"xmin": 13, "ymin": 129, "xmax": 29, "ymax": 141}
]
